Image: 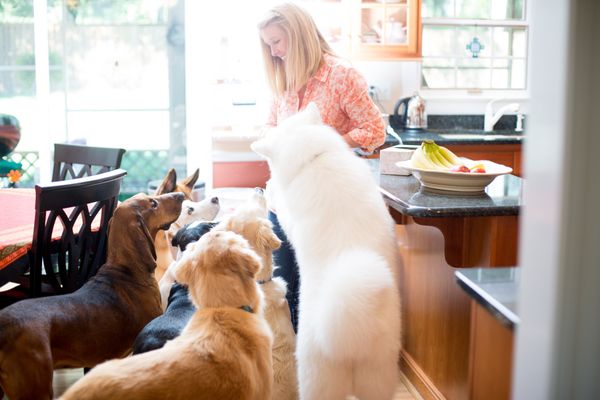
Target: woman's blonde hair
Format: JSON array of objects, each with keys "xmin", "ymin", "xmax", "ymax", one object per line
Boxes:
[{"xmin": 258, "ymin": 2, "xmax": 335, "ymax": 97}]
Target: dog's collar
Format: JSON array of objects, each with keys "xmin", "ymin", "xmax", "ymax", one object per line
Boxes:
[
  {"xmin": 257, "ymin": 278, "xmax": 272, "ymax": 285},
  {"xmin": 239, "ymin": 305, "xmax": 254, "ymax": 313}
]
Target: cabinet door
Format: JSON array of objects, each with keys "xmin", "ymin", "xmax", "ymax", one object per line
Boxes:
[
  {"xmin": 445, "ymin": 144, "xmax": 522, "ymax": 177},
  {"xmin": 352, "ymin": 0, "xmax": 421, "ymax": 59},
  {"xmin": 302, "ymin": 0, "xmax": 422, "ymax": 60}
]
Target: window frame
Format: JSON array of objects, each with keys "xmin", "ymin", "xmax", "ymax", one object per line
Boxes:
[{"xmin": 420, "ymin": 6, "xmax": 531, "ymax": 98}]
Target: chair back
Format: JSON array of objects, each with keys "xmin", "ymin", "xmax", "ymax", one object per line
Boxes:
[
  {"xmin": 52, "ymin": 143, "xmax": 126, "ymax": 181},
  {"xmin": 29, "ymin": 169, "xmax": 127, "ymax": 296}
]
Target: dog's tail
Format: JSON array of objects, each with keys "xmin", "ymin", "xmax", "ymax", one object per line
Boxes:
[{"xmin": 312, "ymin": 249, "xmax": 400, "ymax": 361}]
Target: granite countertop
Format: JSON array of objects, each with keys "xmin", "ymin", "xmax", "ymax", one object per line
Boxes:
[
  {"xmin": 383, "ymin": 114, "xmax": 525, "ymax": 147},
  {"xmin": 384, "ymin": 127, "xmax": 524, "ymax": 148},
  {"xmin": 455, "ymin": 267, "xmax": 520, "ymax": 329},
  {"xmin": 369, "ymin": 159, "xmax": 523, "ymax": 218}
]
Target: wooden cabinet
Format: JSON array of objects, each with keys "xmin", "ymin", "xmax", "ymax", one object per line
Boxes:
[
  {"xmin": 302, "ymin": 0, "xmax": 422, "ymax": 60},
  {"xmin": 446, "ymin": 143, "xmax": 522, "ymax": 177},
  {"xmin": 393, "ymin": 215, "xmax": 519, "ymax": 400},
  {"xmin": 469, "ymin": 301, "xmax": 514, "ymax": 400}
]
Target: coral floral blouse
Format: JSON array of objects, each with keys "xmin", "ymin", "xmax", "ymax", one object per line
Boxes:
[{"xmin": 266, "ymin": 54, "xmax": 385, "ymax": 153}]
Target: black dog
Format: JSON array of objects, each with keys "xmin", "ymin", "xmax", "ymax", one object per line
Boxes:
[{"xmin": 132, "ymin": 221, "xmax": 217, "ymax": 355}]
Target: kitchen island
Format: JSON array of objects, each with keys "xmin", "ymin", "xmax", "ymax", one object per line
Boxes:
[{"xmin": 373, "ymin": 162, "xmax": 522, "ymax": 400}]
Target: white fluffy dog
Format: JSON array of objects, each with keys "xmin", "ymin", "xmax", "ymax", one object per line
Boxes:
[{"xmin": 251, "ymin": 103, "xmax": 401, "ymax": 400}]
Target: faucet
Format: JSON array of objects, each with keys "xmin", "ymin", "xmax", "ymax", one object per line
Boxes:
[{"xmin": 484, "ymin": 99, "xmax": 520, "ymax": 131}]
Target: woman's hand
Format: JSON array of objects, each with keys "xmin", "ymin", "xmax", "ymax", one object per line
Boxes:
[{"xmin": 342, "ymin": 133, "xmax": 360, "ymax": 148}]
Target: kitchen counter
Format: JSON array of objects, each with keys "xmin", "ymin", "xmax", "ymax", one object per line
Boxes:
[
  {"xmin": 367, "ymin": 158, "xmax": 523, "ymax": 218},
  {"xmin": 455, "ymin": 267, "xmax": 520, "ymax": 329},
  {"xmin": 454, "ymin": 267, "xmax": 520, "ymax": 399},
  {"xmin": 373, "ymin": 157, "xmax": 521, "ymax": 400},
  {"xmin": 378, "ymin": 173, "xmax": 522, "ymax": 218},
  {"xmin": 384, "ymin": 127, "xmax": 524, "ymax": 148}
]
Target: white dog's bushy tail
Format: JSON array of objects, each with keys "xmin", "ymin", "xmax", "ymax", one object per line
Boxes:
[{"xmin": 314, "ymin": 249, "xmax": 399, "ymax": 361}]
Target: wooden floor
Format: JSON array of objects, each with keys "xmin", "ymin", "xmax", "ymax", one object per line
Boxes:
[{"xmin": 47, "ymin": 368, "xmax": 418, "ymax": 399}]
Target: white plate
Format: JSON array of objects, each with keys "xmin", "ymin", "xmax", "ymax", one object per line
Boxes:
[{"xmin": 396, "ymin": 160, "xmax": 513, "ymax": 192}]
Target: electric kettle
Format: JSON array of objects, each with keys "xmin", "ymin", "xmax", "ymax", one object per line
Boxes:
[{"xmin": 389, "ymin": 93, "xmax": 427, "ymax": 131}]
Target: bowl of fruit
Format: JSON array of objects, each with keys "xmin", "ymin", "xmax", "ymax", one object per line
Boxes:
[{"xmin": 396, "ymin": 140, "xmax": 513, "ymax": 192}]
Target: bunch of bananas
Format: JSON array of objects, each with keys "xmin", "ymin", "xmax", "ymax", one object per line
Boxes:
[{"xmin": 410, "ymin": 140, "xmax": 462, "ymax": 171}]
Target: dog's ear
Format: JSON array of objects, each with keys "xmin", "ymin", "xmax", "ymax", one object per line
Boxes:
[
  {"xmin": 251, "ymin": 137, "xmax": 273, "ymax": 159},
  {"xmin": 172, "ymin": 248, "xmax": 197, "ymax": 285},
  {"xmin": 155, "ymin": 168, "xmax": 177, "ymax": 195},
  {"xmin": 258, "ymin": 221, "xmax": 282, "ymax": 251},
  {"xmin": 171, "ymin": 223, "xmax": 189, "ymax": 249},
  {"xmin": 233, "ymin": 246, "xmax": 262, "ymax": 279},
  {"xmin": 181, "ymin": 168, "xmax": 199, "ymax": 191}
]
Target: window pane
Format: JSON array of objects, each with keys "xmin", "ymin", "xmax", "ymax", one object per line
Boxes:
[
  {"xmin": 66, "ymin": 0, "xmax": 169, "ymax": 25},
  {"xmin": 456, "ymin": 58, "xmax": 491, "ymax": 88},
  {"xmin": 457, "ymin": 26, "xmax": 491, "ymax": 58},
  {"xmin": 423, "ymin": 0, "xmax": 524, "ymax": 20},
  {"xmin": 0, "ymin": 0, "xmax": 34, "ymax": 21},
  {"xmin": 456, "ymin": 0, "xmax": 491, "ymax": 19},
  {"xmin": 510, "ymin": 59, "xmax": 526, "ymax": 89},
  {"xmin": 422, "ymin": 68, "xmax": 456, "ymax": 89},
  {"xmin": 422, "ymin": 58, "xmax": 456, "ymax": 88},
  {"xmin": 0, "ymin": 70, "xmax": 35, "ymax": 97},
  {"xmin": 360, "ymin": 8, "xmax": 385, "ymax": 44},
  {"xmin": 492, "ymin": 27, "xmax": 526, "ymax": 57},
  {"xmin": 62, "ymin": 26, "xmax": 169, "ymax": 110},
  {"xmin": 511, "ymin": 29, "xmax": 527, "ymax": 57},
  {"xmin": 67, "ymin": 110, "xmax": 170, "ymax": 149},
  {"xmin": 422, "ymin": 0, "xmax": 454, "ymax": 18},
  {"xmin": 422, "ymin": 26, "xmax": 457, "ymax": 57}
]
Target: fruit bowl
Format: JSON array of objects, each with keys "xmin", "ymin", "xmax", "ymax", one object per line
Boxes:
[{"xmin": 396, "ymin": 160, "xmax": 513, "ymax": 193}]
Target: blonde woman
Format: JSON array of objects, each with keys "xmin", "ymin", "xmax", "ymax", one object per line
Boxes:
[
  {"xmin": 257, "ymin": 2, "xmax": 385, "ymax": 333},
  {"xmin": 259, "ymin": 2, "xmax": 385, "ymax": 152}
]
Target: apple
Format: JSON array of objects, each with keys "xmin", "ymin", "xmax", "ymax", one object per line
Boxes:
[{"xmin": 451, "ymin": 165, "xmax": 470, "ymax": 173}]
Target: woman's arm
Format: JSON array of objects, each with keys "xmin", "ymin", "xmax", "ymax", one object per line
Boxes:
[{"xmin": 340, "ymin": 68, "xmax": 386, "ymax": 153}]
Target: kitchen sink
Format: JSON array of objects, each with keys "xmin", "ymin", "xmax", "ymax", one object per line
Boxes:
[{"xmin": 438, "ymin": 133, "xmax": 524, "ymax": 140}]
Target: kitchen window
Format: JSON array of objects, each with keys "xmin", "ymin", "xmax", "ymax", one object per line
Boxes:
[{"xmin": 421, "ymin": 0, "xmax": 528, "ymax": 90}]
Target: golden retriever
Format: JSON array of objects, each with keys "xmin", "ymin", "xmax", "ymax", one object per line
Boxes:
[
  {"xmin": 213, "ymin": 188, "xmax": 298, "ymax": 400},
  {"xmin": 59, "ymin": 230, "xmax": 273, "ymax": 400}
]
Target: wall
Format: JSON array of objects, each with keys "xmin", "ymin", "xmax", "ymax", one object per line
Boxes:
[{"xmin": 513, "ymin": 0, "xmax": 600, "ymax": 398}]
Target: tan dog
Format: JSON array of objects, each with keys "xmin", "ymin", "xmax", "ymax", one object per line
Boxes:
[
  {"xmin": 213, "ymin": 188, "xmax": 298, "ymax": 400},
  {"xmin": 153, "ymin": 168, "xmax": 199, "ymax": 281},
  {"xmin": 60, "ymin": 230, "xmax": 273, "ymax": 400},
  {"xmin": 0, "ymin": 192, "xmax": 184, "ymax": 400}
]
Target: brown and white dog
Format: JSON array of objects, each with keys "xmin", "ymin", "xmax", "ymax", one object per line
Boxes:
[
  {"xmin": 153, "ymin": 168, "xmax": 200, "ymax": 281},
  {"xmin": 0, "ymin": 192, "xmax": 184, "ymax": 400},
  {"xmin": 59, "ymin": 230, "xmax": 273, "ymax": 400}
]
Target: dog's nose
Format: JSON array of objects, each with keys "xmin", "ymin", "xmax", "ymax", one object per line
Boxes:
[{"xmin": 211, "ymin": 197, "xmax": 219, "ymax": 204}]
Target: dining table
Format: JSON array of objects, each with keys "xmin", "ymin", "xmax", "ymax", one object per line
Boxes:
[
  {"xmin": 0, "ymin": 187, "xmax": 102, "ymax": 288},
  {"xmin": 0, "ymin": 188, "xmax": 36, "ymax": 275}
]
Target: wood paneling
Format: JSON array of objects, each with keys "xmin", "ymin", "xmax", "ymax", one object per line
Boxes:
[
  {"xmin": 446, "ymin": 144, "xmax": 522, "ymax": 177},
  {"xmin": 394, "ymin": 213, "xmax": 519, "ymax": 400},
  {"xmin": 469, "ymin": 302, "xmax": 514, "ymax": 400}
]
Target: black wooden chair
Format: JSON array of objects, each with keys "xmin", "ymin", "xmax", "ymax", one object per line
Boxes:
[
  {"xmin": 52, "ymin": 143, "xmax": 126, "ymax": 181},
  {"xmin": 0, "ymin": 169, "xmax": 127, "ymax": 306}
]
